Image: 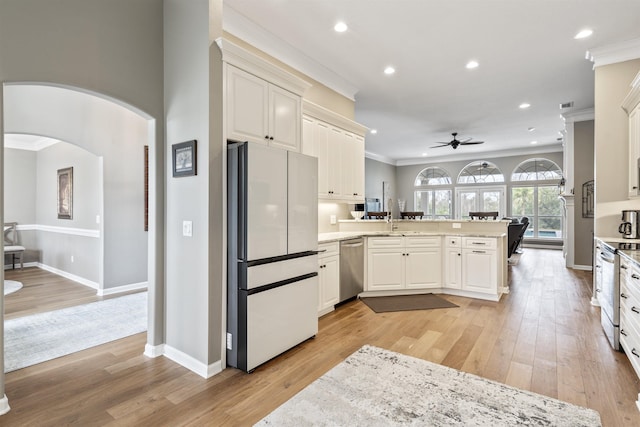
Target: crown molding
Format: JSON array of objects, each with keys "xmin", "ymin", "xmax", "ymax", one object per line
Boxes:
[
  {"xmin": 622, "ymin": 70, "xmax": 640, "ymax": 114},
  {"xmin": 562, "ymin": 108, "xmax": 595, "ymax": 123},
  {"xmin": 587, "ymin": 37, "xmax": 640, "ymax": 68},
  {"xmin": 365, "ymin": 151, "xmax": 397, "ymax": 166},
  {"xmin": 303, "ymin": 100, "xmax": 368, "ymax": 136},
  {"xmin": 222, "ymin": 5, "xmax": 358, "ymax": 100}
]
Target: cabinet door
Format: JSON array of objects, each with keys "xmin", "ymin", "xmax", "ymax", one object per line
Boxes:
[
  {"xmin": 353, "ymin": 135, "xmax": 365, "ymax": 200},
  {"xmin": 326, "ymin": 126, "xmax": 344, "ymax": 197},
  {"xmin": 405, "ymin": 248, "xmax": 442, "ymax": 289},
  {"xmin": 227, "ymin": 66, "xmax": 269, "ymax": 144},
  {"xmin": 367, "ymin": 249, "xmax": 404, "ymax": 290},
  {"xmin": 314, "ymin": 121, "xmax": 331, "ymax": 197},
  {"xmin": 630, "ymin": 107, "xmax": 640, "ymax": 198},
  {"xmin": 319, "ymin": 255, "xmax": 340, "ymax": 311},
  {"xmin": 341, "ymin": 131, "xmax": 356, "ymax": 199},
  {"xmin": 445, "ymin": 248, "xmax": 462, "ymax": 289},
  {"xmin": 462, "ymin": 249, "xmax": 497, "ymax": 294},
  {"xmin": 302, "ymin": 116, "xmax": 315, "ymax": 157},
  {"xmin": 269, "ymin": 84, "xmax": 301, "ymax": 151}
]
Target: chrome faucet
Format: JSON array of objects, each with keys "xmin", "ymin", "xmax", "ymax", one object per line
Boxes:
[{"xmin": 387, "ymin": 198, "xmax": 398, "ymax": 230}]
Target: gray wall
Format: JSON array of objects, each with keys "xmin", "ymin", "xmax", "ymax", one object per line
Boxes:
[
  {"xmin": 365, "ymin": 157, "xmax": 397, "ymax": 211},
  {"xmin": 0, "ymin": 0, "xmax": 165, "ymax": 398},
  {"xmin": 395, "ymin": 151, "xmax": 563, "ymax": 218},
  {"xmin": 573, "ymin": 120, "xmax": 595, "ymax": 267}
]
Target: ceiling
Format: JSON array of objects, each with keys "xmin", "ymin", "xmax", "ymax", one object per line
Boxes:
[{"xmin": 223, "ymin": 0, "xmax": 640, "ymax": 165}]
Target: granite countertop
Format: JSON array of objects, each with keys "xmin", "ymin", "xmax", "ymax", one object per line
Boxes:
[{"xmin": 318, "ymin": 231, "xmax": 506, "ymax": 244}]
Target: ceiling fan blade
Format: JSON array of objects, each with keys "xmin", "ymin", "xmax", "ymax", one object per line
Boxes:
[
  {"xmin": 429, "ymin": 144, "xmax": 450, "ymax": 148},
  {"xmin": 460, "ymin": 137, "xmax": 473, "ymax": 143},
  {"xmin": 460, "ymin": 141, "xmax": 485, "ymax": 145}
]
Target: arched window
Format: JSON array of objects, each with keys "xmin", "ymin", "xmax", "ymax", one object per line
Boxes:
[
  {"xmin": 511, "ymin": 158, "xmax": 563, "ymax": 181},
  {"xmin": 457, "ymin": 161, "xmax": 504, "ymax": 184},
  {"xmin": 510, "ymin": 158, "xmax": 563, "ymax": 240},
  {"xmin": 415, "ymin": 167, "xmax": 452, "ymax": 186},
  {"xmin": 414, "ymin": 167, "xmax": 452, "ymax": 219}
]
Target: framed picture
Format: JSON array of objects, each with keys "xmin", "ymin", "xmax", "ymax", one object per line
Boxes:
[
  {"xmin": 172, "ymin": 140, "xmax": 197, "ymax": 177},
  {"xmin": 57, "ymin": 167, "xmax": 73, "ymax": 219}
]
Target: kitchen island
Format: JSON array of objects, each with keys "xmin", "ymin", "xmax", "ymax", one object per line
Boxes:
[{"xmin": 316, "ymin": 219, "xmax": 509, "ymax": 316}]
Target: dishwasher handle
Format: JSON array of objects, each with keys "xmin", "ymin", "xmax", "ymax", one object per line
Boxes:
[{"xmin": 341, "ymin": 241, "xmax": 364, "ymax": 248}]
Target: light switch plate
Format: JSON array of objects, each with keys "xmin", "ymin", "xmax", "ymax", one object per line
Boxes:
[
  {"xmin": 183, "ymin": 220, "xmax": 193, "ymax": 237},
  {"xmin": 330, "ymin": 215, "xmax": 337, "ymax": 225}
]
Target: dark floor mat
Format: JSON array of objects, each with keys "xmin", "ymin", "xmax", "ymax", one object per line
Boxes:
[{"xmin": 360, "ymin": 293, "xmax": 458, "ymax": 313}]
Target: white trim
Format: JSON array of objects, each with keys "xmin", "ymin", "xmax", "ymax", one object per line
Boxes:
[
  {"xmin": 98, "ymin": 281, "xmax": 148, "ymax": 296},
  {"xmin": 0, "ymin": 395, "xmax": 10, "ymax": 416},
  {"xmin": 572, "ymin": 264, "xmax": 593, "ymax": 271},
  {"xmin": 222, "ymin": 5, "xmax": 358, "ymax": 100},
  {"xmin": 302, "ymin": 101, "xmax": 367, "ymax": 136},
  {"xmin": 144, "ymin": 343, "xmax": 165, "ymax": 358},
  {"xmin": 587, "ymin": 37, "xmax": 640, "ymax": 68},
  {"xmin": 163, "ymin": 345, "xmax": 224, "ymax": 379},
  {"xmin": 365, "ymin": 151, "xmax": 396, "ymax": 165},
  {"xmin": 622, "ymin": 70, "xmax": 640, "ymax": 114},
  {"xmin": 215, "ymin": 37, "xmax": 312, "ymax": 96},
  {"xmin": 36, "ymin": 262, "xmax": 99, "ymax": 290},
  {"xmin": 17, "ymin": 224, "xmax": 99, "ymax": 238},
  {"xmin": 562, "ymin": 108, "xmax": 594, "ymax": 123}
]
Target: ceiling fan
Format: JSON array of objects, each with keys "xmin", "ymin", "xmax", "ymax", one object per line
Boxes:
[{"xmin": 431, "ymin": 132, "xmax": 485, "ymax": 149}]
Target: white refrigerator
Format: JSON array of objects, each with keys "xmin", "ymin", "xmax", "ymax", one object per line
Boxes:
[{"xmin": 227, "ymin": 141, "xmax": 319, "ymax": 372}]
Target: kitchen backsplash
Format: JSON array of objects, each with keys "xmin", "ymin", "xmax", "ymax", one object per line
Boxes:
[{"xmin": 318, "ymin": 202, "xmax": 352, "ymax": 233}]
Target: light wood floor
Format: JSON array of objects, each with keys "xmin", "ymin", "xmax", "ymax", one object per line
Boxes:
[{"xmin": 3, "ymin": 249, "xmax": 640, "ymax": 426}]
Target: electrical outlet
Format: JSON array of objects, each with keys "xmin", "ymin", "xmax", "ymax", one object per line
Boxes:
[
  {"xmin": 452, "ymin": 223, "xmax": 462, "ymax": 229},
  {"xmin": 226, "ymin": 332, "xmax": 232, "ymax": 350},
  {"xmin": 330, "ymin": 215, "xmax": 337, "ymax": 225},
  {"xmin": 183, "ymin": 220, "xmax": 193, "ymax": 237}
]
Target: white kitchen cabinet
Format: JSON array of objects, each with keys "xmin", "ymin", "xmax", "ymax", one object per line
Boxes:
[
  {"xmin": 227, "ymin": 65, "xmax": 302, "ymax": 151},
  {"xmin": 444, "ymin": 236, "xmax": 462, "ymax": 289},
  {"xmin": 367, "ymin": 236, "xmax": 442, "ymax": 291},
  {"xmin": 302, "ymin": 101, "xmax": 367, "ymax": 202},
  {"xmin": 619, "ymin": 254, "xmax": 640, "ymax": 383},
  {"xmin": 461, "ymin": 237, "xmax": 498, "ymax": 295},
  {"xmin": 628, "ymin": 106, "xmax": 640, "ymax": 198},
  {"xmin": 318, "ymin": 242, "xmax": 340, "ymax": 316}
]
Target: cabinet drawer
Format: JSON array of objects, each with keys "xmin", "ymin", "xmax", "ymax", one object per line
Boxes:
[
  {"xmin": 462, "ymin": 237, "xmax": 497, "ymax": 249},
  {"xmin": 318, "ymin": 242, "xmax": 339, "ymax": 258},
  {"xmin": 367, "ymin": 236, "xmax": 404, "ymax": 248},
  {"xmin": 620, "ymin": 312, "xmax": 640, "ymax": 379},
  {"xmin": 405, "ymin": 236, "xmax": 441, "ymax": 248},
  {"xmin": 445, "ymin": 236, "xmax": 461, "ymax": 248}
]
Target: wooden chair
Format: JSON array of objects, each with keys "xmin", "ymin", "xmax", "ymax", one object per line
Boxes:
[
  {"xmin": 469, "ymin": 211, "xmax": 499, "ymax": 220},
  {"xmin": 367, "ymin": 211, "xmax": 388, "ymax": 219},
  {"xmin": 4, "ymin": 222, "xmax": 25, "ymax": 270},
  {"xmin": 400, "ymin": 211, "xmax": 424, "ymax": 219}
]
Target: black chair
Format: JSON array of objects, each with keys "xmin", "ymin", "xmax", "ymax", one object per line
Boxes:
[
  {"xmin": 469, "ymin": 211, "xmax": 499, "ymax": 220},
  {"xmin": 507, "ymin": 222, "xmax": 527, "ymax": 258},
  {"xmin": 513, "ymin": 217, "xmax": 529, "ymax": 254}
]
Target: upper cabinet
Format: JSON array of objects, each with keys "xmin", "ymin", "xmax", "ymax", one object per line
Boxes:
[
  {"xmin": 218, "ymin": 38, "xmax": 311, "ymax": 152},
  {"xmin": 622, "ymin": 70, "xmax": 640, "ymax": 198},
  {"xmin": 302, "ymin": 101, "xmax": 367, "ymax": 202}
]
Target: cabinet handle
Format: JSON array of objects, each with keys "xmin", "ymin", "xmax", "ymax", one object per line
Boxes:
[
  {"xmin": 471, "ymin": 242, "xmax": 487, "ymax": 245},
  {"xmin": 621, "ymin": 329, "xmax": 628, "ymax": 336},
  {"xmin": 457, "ymin": 253, "xmax": 461, "ymax": 256},
  {"xmin": 634, "ymin": 186, "xmax": 639, "ymax": 190},
  {"xmin": 269, "ymin": 136, "xmax": 274, "ymax": 140},
  {"xmin": 621, "ymin": 265, "xmax": 628, "ymax": 270},
  {"xmin": 264, "ymin": 135, "xmax": 269, "ymax": 139},
  {"xmin": 472, "ymin": 250, "xmax": 486, "ymax": 254},
  {"xmin": 595, "ymin": 265, "xmax": 601, "ymax": 269},
  {"xmin": 633, "ymin": 349, "xmax": 640, "ymax": 358},
  {"xmin": 632, "ymin": 306, "xmax": 640, "ymax": 314},
  {"xmin": 621, "ymin": 293, "xmax": 629, "ymax": 299},
  {"xmin": 633, "ymin": 274, "xmax": 640, "ymax": 280}
]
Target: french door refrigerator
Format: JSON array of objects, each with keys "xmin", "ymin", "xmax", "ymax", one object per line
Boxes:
[{"xmin": 227, "ymin": 141, "xmax": 319, "ymax": 372}]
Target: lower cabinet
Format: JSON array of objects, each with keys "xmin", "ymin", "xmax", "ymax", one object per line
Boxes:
[
  {"xmin": 461, "ymin": 237, "xmax": 498, "ymax": 295},
  {"xmin": 620, "ymin": 254, "xmax": 640, "ymax": 381},
  {"xmin": 367, "ymin": 236, "xmax": 442, "ymax": 291},
  {"xmin": 318, "ymin": 242, "xmax": 340, "ymax": 316},
  {"xmin": 444, "ymin": 236, "xmax": 462, "ymax": 289}
]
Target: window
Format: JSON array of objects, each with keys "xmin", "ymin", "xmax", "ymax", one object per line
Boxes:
[
  {"xmin": 458, "ymin": 161, "xmax": 504, "ymax": 184},
  {"xmin": 414, "ymin": 167, "xmax": 452, "ymax": 219},
  {"xmin": 510, "ymin": 158, "xmax": 563, "ymax": 239},
  {"xmin": 455, "ymin": 186, "xmax": 506, "ymax": 219}
]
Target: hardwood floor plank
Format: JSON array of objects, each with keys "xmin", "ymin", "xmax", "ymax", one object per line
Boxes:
[{"xmin": 3, "ymin": 252, "xmax": 640, "ymax": 426}]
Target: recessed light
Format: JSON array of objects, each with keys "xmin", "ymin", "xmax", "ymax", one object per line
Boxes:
[
  {"xmin": 574, "ymin": 29, "xmax": 593, "ymax": 39},
  {"xmin": 384, "ymin": 66, "xmax": 396, "ymax": 75},
  {"xmin": 334, "ymin": 22, "xmax": 348, "ymax": 33},
  {"xmin": 370, "ymin": 129, "xmax": 378, "ymax": 134},
  {"xmin": 528, "ymin": 127, "xmax": 536, "ymax": 132},
  {"xmin": 466, "ymin": 60, "xmax": 479, "ymax": 69},
  {"xmin": 421, "ymin": 153, "xmax": 427, "ymax": 157},
  {"xmin": 531, "ymin": 140, "xmax": 538, "ymax": 145},
  {"xmin": 519, "ymin": 103, "xmax": 531, "ymax": 109}
]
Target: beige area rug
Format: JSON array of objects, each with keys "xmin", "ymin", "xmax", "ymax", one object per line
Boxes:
[
  {"xmin": 256, "ymin": 345, "xmax": 601, "ymax": 426},
  {"xmin": 4, "ymin": 280, "xmax": 23, "ymax": 296},
  {"xmin": 360, "ymin": 293, "xmax": 458, "ymax": 313}
]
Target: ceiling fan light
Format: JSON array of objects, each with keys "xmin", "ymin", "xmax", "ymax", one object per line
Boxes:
[
  {"xmin": 384, "ymin": 66, "xmax": 396, "ymax": 75},
  {"xmin": 519, "ymin": 103, "xmax": 531, "ymax": 109},
  {"xmin": 334, "ymin": 22, "xmax": 348, "ymax": 33},
  {"xmin": 466, "ymin": 60, "xmax": 479, "ymax": 69},
  {"xmin": 574, "ymin": 29, "xmax": 593, "ymax": 39}
]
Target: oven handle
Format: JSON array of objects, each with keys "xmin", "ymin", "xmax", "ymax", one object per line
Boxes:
[{"xmin": 632, "ymin": 349, "xmax": 640, "ymax": 358}]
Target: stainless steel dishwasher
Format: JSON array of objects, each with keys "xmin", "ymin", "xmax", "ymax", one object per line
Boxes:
[{"xmin": 339, "ymin": 238, "xmax": 364, "ymax": 302}]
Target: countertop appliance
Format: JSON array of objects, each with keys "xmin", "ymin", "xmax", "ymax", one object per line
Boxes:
[
  {"xmin": 619, "ymin": 210, "xmax": 640, "ymax": 239},
  {"xmin": 227, "ymin": 141, "xmax": 318, "ymax": 372},
  {"xmin": 595, "ymin": 240, "xmax": 620, "ymax": 350},
  {"xmin": 339, "ymin": 238, "xmax": 364, "ymax": 302}
]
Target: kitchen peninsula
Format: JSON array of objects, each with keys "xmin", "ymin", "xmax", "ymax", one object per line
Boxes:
[{"xmin": 317, "ymin": 219, "xmax": 509, "ymax": 316}]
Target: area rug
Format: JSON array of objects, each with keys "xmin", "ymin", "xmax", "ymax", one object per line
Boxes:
[
  {"xmin": 4, "ymin": 292, "xmax": 147, "ymax": 373},
  {"xmin": 4, "ymin": 280, "xmax": 23, "ymax": 296},
  {"xmin": 360, "ymin": 293, "xmax": 458, "ymax": 313},
  {"xmin": 256, "ymin": 345, "xmax": 601, "ymax": 426}
]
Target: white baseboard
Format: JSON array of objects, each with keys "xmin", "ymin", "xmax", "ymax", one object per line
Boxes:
[
  {"xmin": 36, "ymin": 263, "xmax": 99, "ymax": 290},
  {"xmin": 144, "ymin": 343, "xmax": 165, "ymax": 358},
  {"xmin": 571, "ymin": 264, "xmax": 593, "ymax": 271},
  {"xmin": 163, "ymin": 345, "xmax": 224, "ymax": 379},
  {"xmin": 98, "ymin": 281, "xmax": 148, "ymax": 296},
  {"xmin": 0, "ymin": 394, "xmax": 10, "ymax": 416}
]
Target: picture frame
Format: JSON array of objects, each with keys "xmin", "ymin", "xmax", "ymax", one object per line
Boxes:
[
  {"xmin": 57, "ymin": 167, "xmax": 73, "ymax": 220},
  {"xmin": 172, "ymin": 140, "xmax": 197, "ymax": 177}
]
